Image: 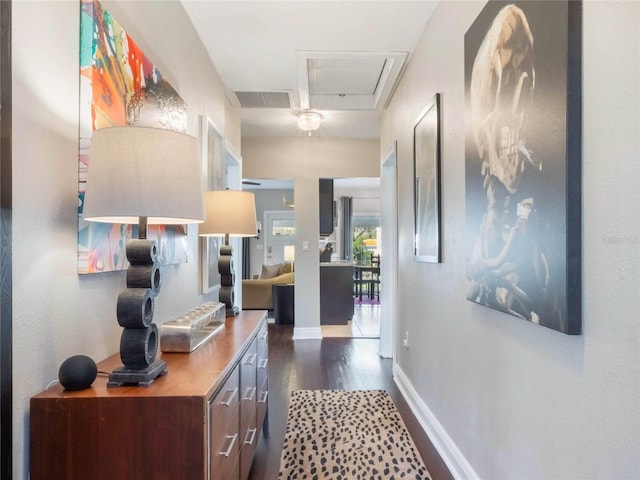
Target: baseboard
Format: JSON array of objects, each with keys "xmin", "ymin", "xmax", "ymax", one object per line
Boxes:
[
  {"xmin": 292, "ymin": 327, "xmax": 322, "ymax": 340},
  {"xmin": 393, "ymin": 362, "xmax": 479, "ymax": 480}
]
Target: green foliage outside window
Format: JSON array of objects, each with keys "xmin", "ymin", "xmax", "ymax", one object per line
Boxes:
[{"xmin": 353, "ymin": 226, "xmax": 377, "ymax": 265}]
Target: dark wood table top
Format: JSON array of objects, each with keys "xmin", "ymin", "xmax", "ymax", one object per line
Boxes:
[{"xmin": 32, "ymin": 309, "xmax": 267, "ymax": 401}]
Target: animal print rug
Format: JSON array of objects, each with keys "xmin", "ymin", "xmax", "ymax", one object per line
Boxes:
[{"xmin": 278, "ymin": 389, "xmax": 431, "ymax": 479}]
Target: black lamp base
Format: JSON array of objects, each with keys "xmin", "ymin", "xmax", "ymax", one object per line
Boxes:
[
  {"xmin": 219, "ymin": 243, "xmax": 239, "ymax": 317},
  {"xmin": 107, "ymin": 359, "xmax": 167, "ymax": 388}
]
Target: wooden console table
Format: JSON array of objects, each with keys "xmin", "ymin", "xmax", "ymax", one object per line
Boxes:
[{"xmin": 30, "ymin": 310, "xmax": 269, "ymax": 480}]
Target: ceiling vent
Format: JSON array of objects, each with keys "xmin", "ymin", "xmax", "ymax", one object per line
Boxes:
[
  {"xmin": 297, "ymin": 51, "xmax": 408, "ymax": 111},
  {"xmin": 235, "ymin": 91, "xmax": 293, "ymax": 109}
]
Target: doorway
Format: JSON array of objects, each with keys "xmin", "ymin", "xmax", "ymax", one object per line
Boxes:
[
  {"xmin": 321, "ymin": 177, "xmax": 381, "ymax": 339},
  {"xmin": 379, "ymin": 143, "xmax": 398, "ymax": 358},
  {"xmin": 263, "ymin": 210, "xmax": 295, "ymax": 266},
  {"xmin": 241, "ymin": 179, "xmax": 295, "ymax": 279}
]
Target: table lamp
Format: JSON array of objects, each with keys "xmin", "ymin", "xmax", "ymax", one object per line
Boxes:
[
  {"xmin": 284, "ymin": 245, "xmax": 295, "ymax": 272},
  {"xmin": 83, "ymin": 126, "xmax": 205, "ymax": 386},
  {"xmin": 199, "ymin": 190, "xmax": 257, "ymax": 316}
]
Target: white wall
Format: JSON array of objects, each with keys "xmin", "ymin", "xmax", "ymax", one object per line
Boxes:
[
  {"xmin": 242, "ymin": 137, "xmax": 379, "ymax": 335},
  {"xmin": 12, "ymin": 1, "xmax": 239, "ymax": 478},
  {"xmin": 382, "ymin": 1, "xmax": 640, "ymax": 478}
]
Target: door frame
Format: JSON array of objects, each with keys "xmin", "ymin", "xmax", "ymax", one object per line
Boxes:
[
  {"xmin": 379, "ymin": 142, "xmax": 398, "ymax": 358},
  {"xmin": 0, "ymin": 1, "xmax": 12, "ymax": 475},
  {"xmin": 223, "ymin": 140, "xmax": 243, "ymax": 310}
]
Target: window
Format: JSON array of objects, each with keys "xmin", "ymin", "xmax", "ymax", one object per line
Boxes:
[
  {"xmin": 272, "ymin": 219, "xmax": 295, "ymax": 236},
  {"xmin": 353, "ymin": 215, "xmax": 380, "ymax": 265}
]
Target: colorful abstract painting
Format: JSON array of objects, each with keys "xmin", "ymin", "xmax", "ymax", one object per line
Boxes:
[{"xmin": 78, "ymin": 0, "xmax": 188, "ymax": 274}]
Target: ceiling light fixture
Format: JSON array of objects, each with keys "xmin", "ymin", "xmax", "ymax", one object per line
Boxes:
[{"xmin": 297, "ymin": 110, "xmax": 323, "ymax": 135}]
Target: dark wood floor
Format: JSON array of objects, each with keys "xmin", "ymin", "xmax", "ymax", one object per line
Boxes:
[{"xmin": 248, "ymin": 324, "xmax": 453, "ymax": 480}]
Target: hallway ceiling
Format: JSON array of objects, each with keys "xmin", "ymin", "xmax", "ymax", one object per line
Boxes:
[{"xmin": 181, "ymin": 1, "xmax": 439, "ymax": 138}]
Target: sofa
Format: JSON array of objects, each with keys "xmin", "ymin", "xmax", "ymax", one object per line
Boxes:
[{"xmin": 242, "ymin": 262, "xmax": 294, "ymax": 310}]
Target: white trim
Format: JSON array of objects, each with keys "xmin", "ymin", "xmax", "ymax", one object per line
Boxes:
[
  {"xmin": 393, "ymin": 363, "xmax": 479, "ymax": 480},
  {"xmin": 292, "ymin": 327, "xmax": 323, "ymax": 340},
  {"xmin": 223, "ymin": 139, "xmax": 242, "ymax": 169},
  {"xmin": 223, "ymin": 141, "xmax": 243, "ymax": 309},
  {"xmin": 379, "ymin": 141, "xmax": 398, "ymax": 359},
  {"xmin": 200, "ymin": 115, "xmax": 225, "ymax": 295}
]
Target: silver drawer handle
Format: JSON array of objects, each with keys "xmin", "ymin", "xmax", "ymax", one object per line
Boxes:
[
  {"xmin": 218, "ymin": 433, "xmax": 237, "ymax": 457},
  {"xmin": 244, "ymin": 353, "xmax": 257, "ymax": 366},
  {"xmin": 259, "ymin": 390, "xmax": 268, "ymax": 404},
  {"xmin": 244, "ymin": 428, "xmax": 257, "ymax": 446},
  {"xmin": 243, "ymin": 386, "xmax": 257, "ymax": 401},
  {"xmin": 219, "ymin": 387, "xmax": 238, "ymax": 406},
  {"xmin": 260, "ymin": 331, "xmax": 268, "ymax": 340},
  {"xmin": 259, "ymin": 358, "xmax": 268, "ymax": 369}
]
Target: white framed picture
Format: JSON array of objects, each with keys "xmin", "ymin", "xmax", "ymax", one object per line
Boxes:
[
  {"xmin": 413, "ymin": 93, "xmax": 441, "ymax": 263},
  {"xmin": 200, "ymin": 115, "xmax": 224, "ymax": 293}
]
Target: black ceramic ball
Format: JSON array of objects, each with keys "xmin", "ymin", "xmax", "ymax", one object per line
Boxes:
[{"xmin": 58, "ymin": 355, "xmax": 98, "ymax": 391}]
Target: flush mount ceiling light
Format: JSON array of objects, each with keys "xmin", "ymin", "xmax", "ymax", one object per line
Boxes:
[{"xmin": 297, "ymin": 110, "xmax": 323, "ymax": 134}]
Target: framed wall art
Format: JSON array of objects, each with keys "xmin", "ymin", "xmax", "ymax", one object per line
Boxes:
[
  {"xmin": 78, "ymin": 0, "xmax": 188, "ymax": 274},
  {"xmin": 200, "ymin": 116, "xmax": 225, "ymax": 294},
  {"xmin": 464, "ymin": 0, "xmax": 582, "ymax": 334},
  {"xmin": 413, "ymin": 93, "xmax": 442, "ymax": 263}
]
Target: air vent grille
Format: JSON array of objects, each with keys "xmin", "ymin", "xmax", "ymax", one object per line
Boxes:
[{"xmin": 235, "ymin": 91, "xmax": 292, "ymax": 108}]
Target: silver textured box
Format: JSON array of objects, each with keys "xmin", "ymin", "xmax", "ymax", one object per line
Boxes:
[{"xmin": 160, "ymin": 302, "xmax": 226, "ymax": 353}]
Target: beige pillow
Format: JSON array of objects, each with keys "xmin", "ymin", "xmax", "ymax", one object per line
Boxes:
[
  {"xmin": 260, "ymin": 263, "xmax": 282, "ymax": 279},
  {"xmin": 279, "ymin": 262, "xmax": 292, "ymax": 275}
]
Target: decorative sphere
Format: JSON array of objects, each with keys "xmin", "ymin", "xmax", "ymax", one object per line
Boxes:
[{"xmin": 58, "ymin": 355, "xmax": 98, "ymax": 391}]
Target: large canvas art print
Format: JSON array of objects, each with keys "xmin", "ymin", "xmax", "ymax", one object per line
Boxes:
[
  {"xmin": 464, "ymin": 1, "xmax": 582, "ymax": 334},
  {"xmin": 78, "ymin": 0, "xmax": 188, "ymax": 274}
]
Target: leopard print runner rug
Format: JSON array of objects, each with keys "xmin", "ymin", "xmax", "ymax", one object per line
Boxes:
[{"xmin": 278, "ymin": 389, "xmax": 431, "ymax": 479}]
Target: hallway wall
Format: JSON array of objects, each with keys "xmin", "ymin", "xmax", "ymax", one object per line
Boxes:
[
  {"xmin": 12, "ymin": 1, "xmax": 238, "ymax": 477},
  {"xmin": 382, "ymin": 1, "xmax": 639, "ymax": 478}
]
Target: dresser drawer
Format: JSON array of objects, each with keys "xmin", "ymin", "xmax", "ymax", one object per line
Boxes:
[
  {"xmin": 210, "ymin": 366, "xmax": 240, "ymax": 428},
  {"xmin": 240, "ymin": 338, "xmax": 258, "ymax": 435},
  {"xmin": 257, "ymin": 322, "xmax": 269, "ymax": 433},
  {"xmin": 210, "ymin": 426, "xmax": 240, "ymax": 480},
  {"xmin": 256, "ymin": 379, "xmax": 268, "ymax": 433},
  {"xmin": 210, "ymin": 366, "xmax": 241, "ymax": 480},
  {"xmin": 210, "ymin": 422, "xmax": 240, "ymax": 480},
  {"xmin": 257, "ymin": 322, "xmax": 268, "ymax": 360},
  {"xmin": 257, "ymin": 355, "xmax": 268, "ymax": 399},
  {"xmin": 239, "ymin": 414, "xmax": 258, "ymax": 480}
]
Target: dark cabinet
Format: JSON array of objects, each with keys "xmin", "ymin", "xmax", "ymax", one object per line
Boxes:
[
  {"xmin": 319, "ymin": 178, "xmax": 334, "ymax": 236},
  {"xmin": 320, "ymin": 263, "xmax": 354, "ymax": 325},
  {"xmin": 272, "ymin": 283, "xmax": 294, "ymax": 325}
]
